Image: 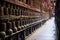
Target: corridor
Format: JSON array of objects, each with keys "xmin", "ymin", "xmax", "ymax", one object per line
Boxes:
[{"xmin": 26, "ymin": 17, "xmax": 56, "ymax": 40}]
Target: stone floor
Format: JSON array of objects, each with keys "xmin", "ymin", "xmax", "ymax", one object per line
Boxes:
[{"xmin": 26, "ymin": 17, "xmax": 56, "ymax": 40}]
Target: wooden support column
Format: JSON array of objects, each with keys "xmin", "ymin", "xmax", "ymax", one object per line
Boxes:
[{"xmin": 55, "ymin": 0, "xmax": 60, "ymax": 40}]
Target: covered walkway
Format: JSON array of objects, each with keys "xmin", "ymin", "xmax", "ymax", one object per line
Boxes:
[{"xmin": 26, "ymin": 17, "xmax": 56, "ymax": 40}]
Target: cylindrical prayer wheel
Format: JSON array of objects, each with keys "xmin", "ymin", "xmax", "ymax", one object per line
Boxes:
[
  {"xmin": 0, "ymin": 23, "xmax": 6, "ymax": 38},
  {"xmin": 12, "ymin": 21, "xmax": 17, "ymax": 32},
  {"xmin": 6, "ymin": 21, "xmax": 13, "ymax": 35}
]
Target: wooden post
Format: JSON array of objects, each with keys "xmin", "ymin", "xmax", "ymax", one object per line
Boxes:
[{"xmin": 55, "ymin": 0, "xmax": 60, "ymax": 40}]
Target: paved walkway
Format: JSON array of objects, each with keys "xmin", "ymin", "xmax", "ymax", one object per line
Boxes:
[{"xmin": 26, "ymin": 17, "xmax": 56, "ymax": 40}]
